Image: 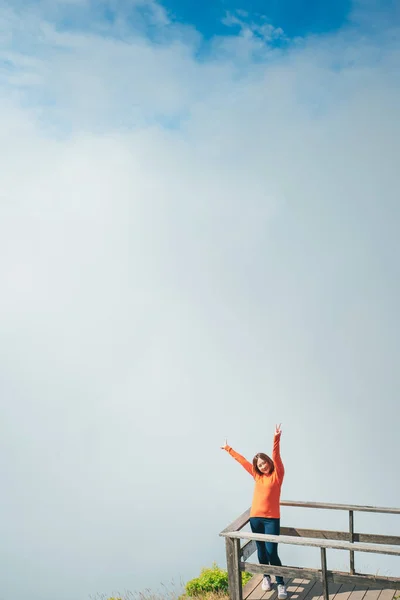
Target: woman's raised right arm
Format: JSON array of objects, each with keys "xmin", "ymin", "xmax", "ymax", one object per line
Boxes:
[{"xmin": 221, "ymin": 439, "xmax": 254, "ymax": 476}]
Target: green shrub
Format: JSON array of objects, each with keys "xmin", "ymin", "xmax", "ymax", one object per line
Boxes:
[{"xmin": 185, "ymin": 563, "xmax": 251, "ymax": 596}]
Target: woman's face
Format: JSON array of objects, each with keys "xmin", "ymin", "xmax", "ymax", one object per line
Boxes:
[{"xmin": 257, "ymin": 457, "xmax": 271, "ymax": 474}]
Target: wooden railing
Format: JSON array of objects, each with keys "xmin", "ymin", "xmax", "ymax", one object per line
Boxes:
[{"xmin": 220, "ymin": 500, "xmax": 400, "ymax": 600}]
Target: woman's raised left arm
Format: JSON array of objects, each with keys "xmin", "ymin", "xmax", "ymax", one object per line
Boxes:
[{"xmin": 272, "ymin": 423, "xmax": 285, "ymax": 481}]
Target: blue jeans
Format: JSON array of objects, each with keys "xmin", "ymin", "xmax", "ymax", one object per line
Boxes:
[{"xmin": 249, "ymin": 517, "xmax": 284, "ymax": 585}]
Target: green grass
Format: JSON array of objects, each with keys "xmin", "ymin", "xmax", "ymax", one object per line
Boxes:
[
  {"xmin": 95, "ymin": 563, "xmax": 252, "ymax": 600},
  {"xmin": 183, "ymin": 563, "xmax": 252, "ymax": 597}
]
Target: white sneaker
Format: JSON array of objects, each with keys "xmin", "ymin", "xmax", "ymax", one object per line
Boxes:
[
  {"xmin": 261, "ymin": 575, "xmax": 272, "ymax": 591},
  {"xmin": 277, "ymin": 584, "xmax": 287, "ymax": 599}
]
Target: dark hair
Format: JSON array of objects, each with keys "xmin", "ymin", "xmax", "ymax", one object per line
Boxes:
[{"xmin": 252, "ymin": 452, "xmax": 275, "ymax": 476}]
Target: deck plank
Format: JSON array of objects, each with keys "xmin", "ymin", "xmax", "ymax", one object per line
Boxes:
[
  {"xmin": 377, "ymin": 589, "xmax": 397, "ymax": 600},
  {"xmin": 243, "ymin": 575, "xmax": 263, "ymax": 599},
  {"xmin": 332, "ymin": 582, "xmax": 356, "ymax": 600},
  {"xmin": 361, "ymin": 589, "xmax": 383, "ymax": 600},
  {"xmin": 288, "ymin": 578, "xmax": 320, "ymax": 600},
  {"xmin": 345, "ymin": 585, "xmax": 369, "ymax": 600},
  {"xmin": 289, "ymin": 579, "xmax": 313, "ymax": 600},
  {"xmin": 287, "ymin": 579, "xmax": 310, "ymax": 599},
  {"xmin": 312, "ymin": 581, "xmax": 343, "ymax": 600},
  {"xmin": 300, "ymin": 579, "xmax": 324, "ymax": 600}
]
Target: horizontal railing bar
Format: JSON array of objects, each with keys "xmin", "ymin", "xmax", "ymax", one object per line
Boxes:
[
  {"xmin": 220, "ymin": 508, "xmax": 250, "ymax": 535},
  {"xmin": 281, "ymin": 527, "xmax": 400, "ymax": 546},
  {"xmin": 220, "ymin": 501, "xmax": 400, "ymax": 535},
  {"xmin": 241, "ymin": 563, "xmax": 400, "ymax": 588},
  {"xmin": 220, "ymin": 531, "xmax": 400, "ymax": 556},
  {"xmin": 328, "ymin": 570, "xmax": 400, "ymax": 588},
  {"xmin": 242, "ymin": 562, "xmax": 321, "ymax": 580},
  {"xmin": 281, "ymin": 500, "xmax": 400, "ymax": 515}
]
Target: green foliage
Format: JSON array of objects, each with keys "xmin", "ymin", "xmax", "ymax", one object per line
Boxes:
[{"xmin": 184, "ymin": 563, "xmax": 251, "ymax": 597}]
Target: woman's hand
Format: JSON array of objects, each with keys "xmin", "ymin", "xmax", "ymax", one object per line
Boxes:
[
  {"xmin": 275, "ymin": 423, "xmax": 282, "ymax": 436},
  {"xmin": 220, "ymin": 438, "xmax": 229, "ymax": 450}
]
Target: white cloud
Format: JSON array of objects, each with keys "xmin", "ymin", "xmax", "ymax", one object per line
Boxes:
[
  {"xmin": 222, "ymin": 10, "xmax": 285, "ymax": 42},
  {"xmin": 1, "ymin": 2, "xmax": 400, "ymax": 599}
]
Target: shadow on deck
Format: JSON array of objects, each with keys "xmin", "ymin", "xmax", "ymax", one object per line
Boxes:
[{"xmin": 243, "ymin": 576, "xmax": 399, "ymax": 600}]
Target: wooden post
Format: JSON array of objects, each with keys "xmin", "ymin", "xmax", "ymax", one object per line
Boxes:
[
  {"xmin": 349, "ymin": 510, "xmax": 355, "ymax": 574},
  {"xmin": 225, "ymin": 537, "xmax": 243, "ymax": 600},
  {"xmin": 320, "ymin": 547, "xmax": 329, "ymax": 600}
]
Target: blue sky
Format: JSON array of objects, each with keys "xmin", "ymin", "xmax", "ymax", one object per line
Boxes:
[
  {"xmin": 159, "ymin": 0, "xmax": 352, "ymax": 39},
  {"xmin": 10, "ymin": 0, "xmax": 399, "ymax": 56}
]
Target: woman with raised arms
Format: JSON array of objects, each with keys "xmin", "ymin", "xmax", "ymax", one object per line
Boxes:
[{"xmin": 221, "ymin": 424, "xmax": 287, "ymax": 599}]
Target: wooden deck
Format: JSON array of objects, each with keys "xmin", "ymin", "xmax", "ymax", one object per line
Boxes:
[
  {"xmin": 221, "ymin": 501, "xmax": 400, "ymax": 600},
  {"xmin": 243, "ymin": 576, "xmax": 400, "ymax": 600}
]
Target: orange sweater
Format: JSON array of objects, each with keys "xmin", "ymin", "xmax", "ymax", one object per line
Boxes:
[{"xmin": 226, "ymin": 434, "xmax": 284, "ymax": 518}]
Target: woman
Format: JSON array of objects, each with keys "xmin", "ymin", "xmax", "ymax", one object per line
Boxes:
[{"xmin": 221, "ymin": 424, "xmax": 287, "ymax": 599}]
